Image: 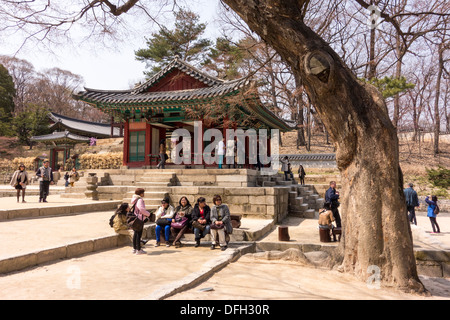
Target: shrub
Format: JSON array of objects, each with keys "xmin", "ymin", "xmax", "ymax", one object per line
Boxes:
[
  {"xmin": 79, "ymin": 152, "xmax": 123, "ymax": 169},
  {"xmin": 426, "ymin": 166, "xmax": 450, "ymax": 189}
]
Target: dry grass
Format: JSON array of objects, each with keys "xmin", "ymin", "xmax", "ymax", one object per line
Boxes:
[{"xmin": 281, "ymin": 131, "xmax": 450, "ymax": 198}]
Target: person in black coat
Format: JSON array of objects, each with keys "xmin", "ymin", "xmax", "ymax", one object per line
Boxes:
[
  {"xmin": 325, "ymin": 181, "xmax": 341, "ymax": 228},
  {"xmin": 191, "ymin": 197, "xmax": 211, "ymax": 247},
  {"xmin": 35, "ymin": 160, "xmax": 54, "ymax": 203}
]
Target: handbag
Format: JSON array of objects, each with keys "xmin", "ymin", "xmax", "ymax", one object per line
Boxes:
[
  {"xmin": 210, "ymin": 222, "xmax": 224, "ymax": 230},
  {"xmin": 156, "ymin": 218, "xmax": 171, "ymax": 227},
  {"xmin": 129, "ymin": 216, "xmax": 144, "ymax": 232},
  {"xmin": 171, "ymin": 216, "xmax": 188, "ymax": 229},
  {"xmin": 126, "ymin": 202, "xmax": 144, "ymax": 232},
  {"xmin": 192, "ymin": 220, "xmax": 206, "ymax": 231}
]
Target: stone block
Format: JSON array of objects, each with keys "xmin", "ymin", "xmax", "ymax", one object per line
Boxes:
[
  {"xmin": 262, "ymin": 181, "xmax": 276, "ymax": 187},
  {"xmin": 8, "ymin": 208, "xmax": 39, "ymax": 220},
  {"xmin": 443, "ymin": 262, "xmax": 450, "ymax": 278},
  {"xmin": 37, "ymin": 247, "xmax": 67, "ymax": 265},
  {"xmin": 94, "ymin": 236, "xmax": 118, "ymax": 252},
  {"xmin": 66, "ymin": 240, "xmax": 94, "ymax": 258},
  {"xmin": 196, "ymin": 187, "xmax": 224, "ymax": 195},
  {"xmin": 39, "ymin": 206, "xmax": 71, "ymax": 217},
  {"xmin": 224, "ymin": 188, "xmax": 265, "ymax": 196},
  {"xmin": 216, "ymin": 175, "xmax": 249, "ymax": 182},
  {"xmin": 224, "ymin": 195, "xmax": 250, "ymax": 204},
  {"xmin": 415, "ymin": 250, "xmax": 450, "ymax": 262},
  {"xmin": 0, "ymin": 253, "xmax": 37, "ymax": 274},
  {"xmin": 169, "ymin": 186, "xmax": 199, "ymax": 195},
  {"xmin": 416, "ymin": 261, "xmax": 443, "ymax": 277}
]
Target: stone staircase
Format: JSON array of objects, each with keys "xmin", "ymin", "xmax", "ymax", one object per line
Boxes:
[
  {"xmin": 288, "ymin": 184, "xmax": 324, "ymax": 219},
  {"xmin": 256, "ymin": 172, "xmax": 297, "ymax": 187},
  {"xmin": 256, "ymin": 173, "xmax": 324, "ymax": 219}
]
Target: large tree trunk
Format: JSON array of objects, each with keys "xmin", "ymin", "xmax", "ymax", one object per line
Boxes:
[{"xmin": 223, "ymin": 0, "xmax": 425, "ymax": 293}]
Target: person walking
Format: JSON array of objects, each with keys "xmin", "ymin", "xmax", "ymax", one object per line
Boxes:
[
  {"xmin": 425, "ymin": 195, "xmax": 440, "ymax": 234},
  {"xmin": 404, "ymin": 183, "xmax": 419, "ymax": 226},
  {"xmin": 155, "ymin": 197, "xmax": 175, "ymax": 247},
  {"xmin": 210, "ymin": 195, "xmax": 233, "ymax": 251},
  {"xmin": 192, "ymin": 197, "xmax": 211, "ymax": 248},
  {"xmin": 35, "ymin": 160, "xmax": 54, "ymax": 203},
  {"xmin": 130, "ymin": 188, "xmax": 151, "ymax": 254},
  {"xmin": 325, "ymin": 181, "xmax": 341, "ymax": 228},
  {"xmin": 10, "ymin": 163, "xmax": 29, "ymax": 203},
  {"xmin": 170, "ymin": 196, "xmax": 193, "ymax": 248},
  {"xmin": 68, "ymin": 167, "xmax": 80, "ymax": 187},
  {"xmin": 157, "ymin": 139, "xmax": 167, "ymax": 169},
  {"xmin": 298, "ymin": 164, "xmax": 306, "ymax": 185}
]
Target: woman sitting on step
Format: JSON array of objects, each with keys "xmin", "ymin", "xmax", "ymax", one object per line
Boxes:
[
  {"xmin": 155, "ymin": 197, "xmax": 175, "ymax": 247},
  {"xmin": 210, "ymin": 194, "xmax": 233, "ymax": 251},
  {"xmin": 170, "ymin": 196, "xmax": 193, "ymax": 248},
  {"xmin": 192, "ymin": 197, "xmax": 211, "ymax": 248}
]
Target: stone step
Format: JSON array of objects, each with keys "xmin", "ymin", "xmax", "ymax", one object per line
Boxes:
[
  {"xmin": 137, "ymin": 174, "xmax": 176, "ymax": 183},
  {"xmin": 303, "ymin": 209, "xmax": 316, "ymax": 219},
  {"xmin": 262, "ymin": 181, "xmax": 276, "ymax": 187},
  {"xmin": 0, "ymin": 212, "xmax": 272, "ymax": 274},
  {"xmin": 60, "ymin": 193, "xmax": 87, "ymax": 199},
  {"xmin": 276, "ymin": 181, "xmax": 292, "ymax": 186}
]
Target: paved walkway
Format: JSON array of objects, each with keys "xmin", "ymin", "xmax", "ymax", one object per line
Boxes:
[{"xmin": 0, "ymin": 194, "xmax": 449, "ymax": 300}]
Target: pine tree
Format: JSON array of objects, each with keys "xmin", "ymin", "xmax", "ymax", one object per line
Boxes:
[
  {"xmin": 135, "ymin": 8, "xmax": 211, "ymax": 77},
  {"xmin": 0, "ymin": 63, "xmax": 15, "ymax": 136}
]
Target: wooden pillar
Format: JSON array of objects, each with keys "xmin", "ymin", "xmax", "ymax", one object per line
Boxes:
[
  {"xmin": 194, "ymin": 121, "xmax": 203, "ymax": 165},
  {"xmin": 123, "ymin": 120, "xmax": 130, "ymax": 167},
  {"xmin": 223, "ymin": 116, "xmax": 230, "ymax": 166},
  {"xmin": 145, "ymin": 122, "xmax": 152, "ymax": 167},
  {"xmin": 111, "ymin": 116, "xmax": 114, "ymax": 138}
]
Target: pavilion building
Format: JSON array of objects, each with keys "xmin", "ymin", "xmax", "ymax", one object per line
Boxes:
[{"xmin": 74, "ymin": 57, "xmax": 293, "ymax": 168}]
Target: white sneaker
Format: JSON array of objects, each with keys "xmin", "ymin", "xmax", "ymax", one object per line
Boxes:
[
  {"xmin": 135, "ymin": 249, "xmax": 147, "ymax": 255},
  {"xmin": 132, "ymin": 249, "xmax": 136, "ymax": 254}
]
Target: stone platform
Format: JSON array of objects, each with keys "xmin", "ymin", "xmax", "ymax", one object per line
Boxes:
[{"xmin": 60, "ymin": 169, "xmax": 325, "ymax": 222}]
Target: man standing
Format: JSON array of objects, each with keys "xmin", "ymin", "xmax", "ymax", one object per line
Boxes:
[
  {"xmin": 325, "ymin": 181, "xmax": 341, "ymax": 228},
  {"xmin": 216, "ymin": 138, "xmax": 225, "ymax": 169},
  {"xmin": 404, "ymin": 183, "xmax": 419, "ymax": 225},
  {"xmin": 36, "ymin": 160, "xmax": 54, "ymax": 203}
]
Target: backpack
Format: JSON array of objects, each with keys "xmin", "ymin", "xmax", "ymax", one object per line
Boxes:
[{"xmin": 434, "ymin": 205, "xmax": 440, "ymax": 216}]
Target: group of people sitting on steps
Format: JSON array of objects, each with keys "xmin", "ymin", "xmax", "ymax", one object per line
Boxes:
[{"xmin": 111, "ymin": 188, "xmax": 233, "ymax": 255}]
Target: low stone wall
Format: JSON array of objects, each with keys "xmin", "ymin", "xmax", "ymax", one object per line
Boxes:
[{"xmin": 167, "ymin": 186, "xmax": 289, "ymax": 223}]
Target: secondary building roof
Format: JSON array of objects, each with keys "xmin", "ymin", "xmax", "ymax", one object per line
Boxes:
[
  {"xmin": 49, "ymin": 112, "xmax": 120, "ymax": 138},
  {"xmin": 31, "ymin": 130, "xmax": 90, "ymax": 145}
]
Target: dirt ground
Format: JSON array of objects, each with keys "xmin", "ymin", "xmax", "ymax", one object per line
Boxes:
[
  {"xmin": 281, "ymin": 131, "xmax": 450, "ymax": 199},
  {"xmin": 167, "ymin": 256, "xmax": 450, "ymax": 300}
]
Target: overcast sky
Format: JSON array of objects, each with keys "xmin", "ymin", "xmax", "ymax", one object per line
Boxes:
[{"xmin": 0, "ymin": 0, "xmax": 222, "ymax": 90}]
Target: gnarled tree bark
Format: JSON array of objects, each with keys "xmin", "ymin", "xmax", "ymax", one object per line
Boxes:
[{"xmin": 222, "ymin": 0, "xmax": 425, "ymax": 293}]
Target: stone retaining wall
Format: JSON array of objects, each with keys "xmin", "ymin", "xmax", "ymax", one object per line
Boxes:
[{"xmin": 167, "ymin": 186, "xmax": 289, "ymax": 222}]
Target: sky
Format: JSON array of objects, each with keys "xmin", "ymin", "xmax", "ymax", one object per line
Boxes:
[{"xmin": 0, "ymin": 0, "xmax": 222, "ymax": 91}]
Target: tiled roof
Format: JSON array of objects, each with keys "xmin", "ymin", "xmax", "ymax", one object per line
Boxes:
[
  {"xmin": 75, "ymin": 77, "xmax": 250, "ymax": 105},
  {"xmin": 49, "ymin": 112, "xmax": 120, "ymax": 137},
  {"xmin": 31, "ymin": 130, "xmax": 90, "ymax": 143},
  {"xmin": 133, "ymin": 56, "xmax": 224, "ymax": 93},
  {"xmin": 73, "ymin": 57, "xmax": 295, "ymax": 131}
]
